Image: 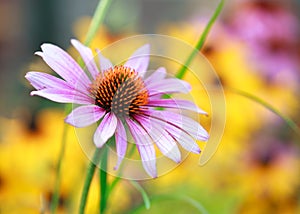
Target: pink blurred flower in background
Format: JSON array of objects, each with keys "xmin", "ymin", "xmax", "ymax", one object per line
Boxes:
[{"xmin": 225, "ymin": 0, "xmax": 300, "ymax": 85}]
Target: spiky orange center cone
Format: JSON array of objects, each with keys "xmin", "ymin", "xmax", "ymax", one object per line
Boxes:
[{"xmin": 90, "ymin": 65, "xmax": 148, "ymax": 118}]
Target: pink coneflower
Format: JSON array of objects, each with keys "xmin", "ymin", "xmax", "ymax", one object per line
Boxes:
[
  {"xmin": 25, "ymin": 39, "xmax": 209, "ymax": 177},
  {"xmin": 225, "ymin": 0, "xmax": 300, "ymax": 83}
]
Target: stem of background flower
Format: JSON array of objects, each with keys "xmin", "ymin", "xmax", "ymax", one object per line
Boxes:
[
  {"xmin": 100, "ymin": 146, "xmax": 108, "ymax": 213},
  {"xmin": 175, "ymin": 0, "xmax": 224, "ymax": 79},
  {"xmin": 50, "ymin": 105, "xmax": 71, "ymax": 214},
  {"xmin": 228, "ymin": 88, "xmax": 300, "ymax": 137},
  {"xmin": 79, "ymin": 148, "xmax": 103, "ymax": 214},
  {"xmin": 84, "ymin": 0, "xmax": 113, "ymax": 46}
]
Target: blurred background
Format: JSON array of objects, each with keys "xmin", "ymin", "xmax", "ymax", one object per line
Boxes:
[{"xmin": 0, "ymin": 0, "xmax": 300, "ymax": 213}]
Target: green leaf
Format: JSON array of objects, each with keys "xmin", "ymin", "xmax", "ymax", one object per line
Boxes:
[
  {"xmin": 176, "ymin": 0, "xmax": 224, "ymax": 79},
  {"xmin": 230, "ymin": 87, "xmax": 300, "ymax": 137}
]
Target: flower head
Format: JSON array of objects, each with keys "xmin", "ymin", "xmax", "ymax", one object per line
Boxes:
[
  {"xmin": 25, "ymin": 39, "xmax": 209, "ymax": 177},
  {"xmin": 225, "ymin": 0, "xmax": 300, "ymax": 83}
]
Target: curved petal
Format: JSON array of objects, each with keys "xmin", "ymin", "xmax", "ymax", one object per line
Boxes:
[
  {"xmin": 158, "ymin": 111, "xmax": 209, "ymax": 141},
  {"xmin": 94, "ymin": 113, "xmax": 117, "ymax": 148},
  {"xmin": 167, "ymin": 124, "xmax": 201, "ymax": 154},
  {"xmin": 135, "ymin": 115, "xmax": 181, "ymax": 163},
  {"xmin": 141, "ymin": 110, "xmax": 203, "ymax": 154},
  {"xmin": 37, "ymin": 43, "xmax": 91, "ymax": 92},
  {"xmin": 144, "ymin": 109, "xmax": 209, "ymax": 141},
  {"xmin": 147, "ymin": 99, "xmax": 207, "ymax": 114},
  {"xmin": 30, "ymin": 88, "xmax": 93, "ymax": 104},
  {"xmin": 124, "ymin": 44, "xmax": 150, "ymax": 77},
  {"xmin": 144, "ymin": 67, "xmax": 166, "ymax": 85},
  {"xmin": 114, "ymin": 119, "xmax": 127, "ymax": 170},
  {"xmin": 147, "ymin": 78, "xmax": 191, "ymax": 96},
  {"xmin": 65, "ymin": 105, "xmax": 105, "ymax": 128},
  {"xmin": 71, "ymin": 39, "xmax": 100, "ymax": 80},
  {"xmin": 126, "ymin": 118, "xmax": 157, "ymax": 178},
  {"xmin": 96, "ymin": 49, "xmax": 113, "ymax": 72},
  {"xmin": 25, "ymin": 71, "xmax": 73, "ymax": 90}
]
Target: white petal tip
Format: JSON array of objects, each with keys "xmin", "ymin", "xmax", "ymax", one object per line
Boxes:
[
  {"xmin": 94, "ymin": 137, "xmax": 105, "ymax": 148},
  {"xmin": 40, "ymin": 43, "xmax": 52, "ymax": 50},
  {"xmin": 197, "ymin": 108, "xmax": 208, "ymax": 115},
  {"xmin": 24, "ymin": 73, "xmax": 30, "ymax": 79},
  {"xmin": 30, "ymin": 91, "xmax": 37, "ymax": 96},
  {"xmin": 147, "ymin": 169, "xmax": 157, "ymax": 178},
  {"xmin": 94, "ymin": 142, "xmax": 104, "ymax": 148},
  {"xmin": 113, "ymin": 160, "xmax": 122, "ymax": 171},
  {"xmin": 198, "ymin": 132, "xmax": 209, "ymax": 142},
  {"xmin": 148, "ymin": 171, "xmax": 157, "ymax": 178},
  {"xmin": 194, "ymin": 148, "xmax": 201, "ymax": 154},
  {"xmin": 70, "ymin": 39, "xmax": 83, "ymax": 47},
  {"xmin": 34, "ymin": 51, "xmax": 43, "ymax": 57},
  {"xmin": 175, "ymin": 159, "xmax": 181, "ymax": 164},
  {"xmin": 144, "ymin": 44, "xmax": 150, "ymax": 50},
  {"xmin": 140, "ymin": 44, "xmax": 150, "ymax": 52},
  {"xmin": 64, "ymin": 117, "xmax": 74, "ymax": 127},
  {"xmin": 70, "ymin": 38, "xmax": 78, "ymax": 44},
  {"xmin": 94, "ymin": 137, "xmax": 109, "ymax": 148},
  {"xmin": 113, "ymin": 164, "xmax": 121, "ymax": 171},
  {"xmin": 184, "ymin": 82, "xmax": 192, "ymax": 91}
]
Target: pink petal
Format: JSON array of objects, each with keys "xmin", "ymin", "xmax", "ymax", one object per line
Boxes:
[
  {"xmin": 94, "ymin": 113, "xmax": 117, "ymax": 148},
  {"xmin": 126, "ymin": 118, "xmax": 157, "ymax": 178},
  {"xmin": 37, "ymin": 43, "xmax": 91, "ymax": 92},
  {"xmin": 25, "ymin": 71, "xmax": 73, "ymax": 90},
  {"xmin": 147, "ymin": 78, "xmax": 191, "ymax": 96},
  {"xmin": 135, "ymin": 115, "xmax": 181, "ymax": 163},
  {"xmin": 71, "ymin": 39, "xmax": 100, "ymax": 80},
  {"xmin": 147, "ymin": 99, "xmax": 207, "ymax": 114},
  {"xmin": 96, "ymin": 49, "xmax": 113, "ymax": 72},
  {"xmin": 65, "ymin": 105, "xmax": 105, "ymax": 128},
  {"xmin": 114, "ymin": 119, "xmax": 127, "ymax": 170},
  {"xmin": 142, "ymin": 110, "xmax": 203, "ymax": 154},
  {"xmin": 30, "ymin": 88, "xmax": 93, "ymax": 104},
  {"xmin": 159, "ymin": 111, "xmax": 209, "ymax": 141},
  {"xmin": 145, "ymin": 110, "xmax": 209, "ymax": 141},
  {"xmin": 124, "ymin": 44, "xmax": 150, "ymax": 77},
  {"xmin": 144, "ymin": 67, "xmax": 166, "ymax": 85},
  {"xmin": 167, "ymin": 124, "xmax": 201, "ymax": 154}
]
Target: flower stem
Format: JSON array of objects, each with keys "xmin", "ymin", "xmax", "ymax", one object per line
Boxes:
[
  {"xmin": 50, "ymin": 106, "xmax": 70, "ymax": 214},
  {"xmin": 79, "ymin": 148, "xmax": 102, "ymax": 214},
  {"xmin": 107, "ymin": 143, "xmax": 136, "ymax": 196},
  {"xmin": 229, "ymin": 87, "xmax": 300, "ymax": 137},
  {"xmin": 84, "ymin": 0, "xmax": 113, "ymax": 46},
  {"xmin": 50, "ymin": 0, "xmax": 112, "ymax": 213},
  {"xmin": 175, "ymin": 0, "xmax": 224, "ymax": 79},
  {"xmin": 100, "ymin": 146, "xmax": 108, "ymax": 213}
]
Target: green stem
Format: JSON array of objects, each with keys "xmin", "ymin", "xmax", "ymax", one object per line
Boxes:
[
  {"xmin": 100, "ymin": 146, "xmax": 108, "ymax": 213},
  {"xmin": 79, "ymin": 148, "xmax": 102, "ymax": 214},
  {"xmin": 130, "ymin": 181, "xmax": 151, "ymax": 210},
  {"xmin": 84, "ymin": 0, "xmax": 113, "ymax": 46},
  {"xmin": 107, "ymin": 143, "xmax": 136, "ymax": 196},
  {"xmin": 50, "ymin": 0, "xmax": 112, "ymax": 213},
  {"xmin": 175, "ymin": 0, "xmax": 224, "ymax": 79},
  {"xmin": 229, "ymin": 88, "xmax": 300, "ymax": 137},
  {"xmin": 50, "ymin": 106, "xmax": 71, "ymax": 214}
]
